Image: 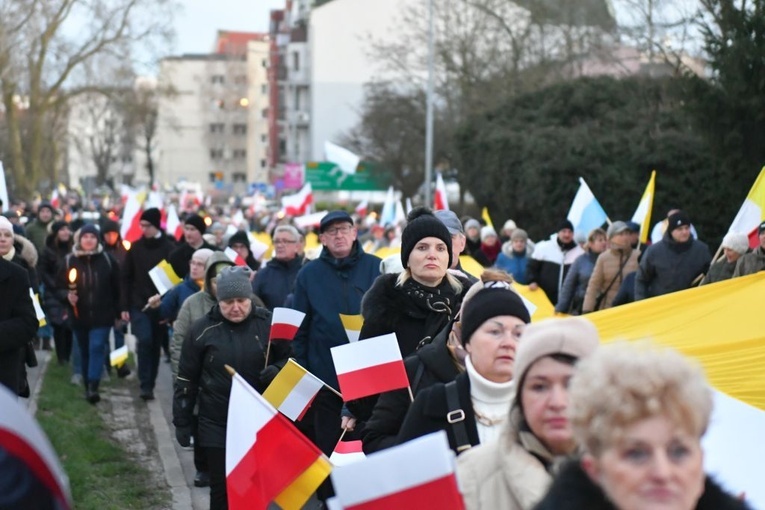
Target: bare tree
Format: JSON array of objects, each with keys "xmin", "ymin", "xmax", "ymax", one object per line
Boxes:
[{"xmin": 0, "ymin": 0, "xmax": 176, "ymax": 198}]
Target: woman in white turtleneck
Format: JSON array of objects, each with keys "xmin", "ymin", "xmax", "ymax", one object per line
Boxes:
[{"xmin": 397, "ymin": 283, "xmax": 530, "ymax": 454}]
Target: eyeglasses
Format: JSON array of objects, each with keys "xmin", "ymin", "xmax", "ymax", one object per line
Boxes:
[
  {"xmin": 323, "ymin": 225, "xmax": 353, "ymax": 236},
  {"xmin": 273, "ymin": 239, "xmax": 297, "ymax": 245}
]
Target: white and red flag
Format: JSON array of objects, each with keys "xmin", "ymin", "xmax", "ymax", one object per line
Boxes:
[
  {"xmin": 0, "ymin": 385, "xmax": 73, "ymax": 509},
  {"xmin": 355, "ymin": 200, "xmax": 368, "ymax": 217},
  {"xmin": 224, "ymin": 247, "xmax": 248, "ymax": 267},
  {"xmin": 328, "ymin": 431, "xmax": 464, "ymax": 510},
  {"xmin": 165, "ymin": 203, "xmax": 184, "ymax": 241},
  {"xmin": 329, "ymin": 439, "xmax": 366, "ymax": 467},
  {"xmin": 330, "ymin": 333, "xmax": 409, "ymax": 401},
  {"xmin": 270, "ymin": 307, "xmax": 306, "ymax": 341},
  {"xmin": 281, "ymin": 183, "xmax": 313, "ymax": 216},
  {"xmin": 433, "ymin": 172, "xmax": 449, "ymax": 211},
  {"xmin": 120, "ymin": 188, "xmax": 145, "ymax": 243},
  {"xmin": 226, "ymin": 373, "xmax": 331, "ymax": 510}
]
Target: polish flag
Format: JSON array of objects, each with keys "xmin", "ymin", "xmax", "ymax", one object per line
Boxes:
[
  {"xmin": 329, "ymin": 440, "xmax": 366, "ymax": 467},
  {"xmin": 165, "ymin": 204, "xmax": 184, "ymax": 241},
  {"xmin": 329, "ymin": 431, "xmax": 464, "ymax": 510},
  {"xmin": 330, "ymin": 333, "xmax": 409, "ymax": 401},
  {"xmin": 727, "ymin": 166, "xmax": 765, "ymax": 249},
  {"xmin": 355, "ymin": 200, "xmax": 368, "ymax": 217},
  {"xmin": 433, "ymin": 172, "xmax": 449, "ymax": 211},
  {"xmin": 281, "ymin": 183, "xmax": 313, "ymax": 216},
  {"xmin": 270, "ymin": 307, "xmax": 306, "ymax": 341},
  {"xmin": 50, "ymin": 189, "xmax": 61, "ymax": 209},
  {"xmin": 226, "ymin": 373, "xmax": 331, "ymax": 510},
  {"xmin": 262, "ymin": 359, "xmax": 324, "ymax": 421},
  {"xmin": 0, "ymin": 385, "xmax": 73, "ymax": 509},
  {"xmin": 224, "ymin": 247, "xmax": 247, "ymax": 267},
  {"xmin": 120, "ymin": 189, "xmax": 145, "ymax": 243}
]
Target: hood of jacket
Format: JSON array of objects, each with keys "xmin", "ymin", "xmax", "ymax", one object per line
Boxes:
[
  {"xmin": 203, "ymin": 251, "xmax": 235, "ymax": 296},
  {"xmin": 14, "ymin": 234, "xmax": 38, "ymax": 268}
]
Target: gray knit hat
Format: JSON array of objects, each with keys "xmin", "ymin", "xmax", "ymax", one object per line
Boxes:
[
  {"xmin": 513, "ymin": 317, "xmax": 600, "ymax": 400},
  {"xmin": 721, "ymin": 232, "xmax": 749, "ymax": 255},
  {"xmin": 216, "ymin": 266, "xmax": 252, "ymax": 301}
]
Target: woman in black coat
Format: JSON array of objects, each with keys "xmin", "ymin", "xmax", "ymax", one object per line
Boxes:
[{"xmin": 40, "ymin": 222, "xmax": 74, "ymax": 365}]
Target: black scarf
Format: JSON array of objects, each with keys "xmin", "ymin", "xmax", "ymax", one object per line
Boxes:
[
  {"xmin": 400, "ymin": 277, "xmax": 458, "ymax": 339},
  {"xmin": 557, "ymin": 237, "xmax": 578, "ymax": 251}
]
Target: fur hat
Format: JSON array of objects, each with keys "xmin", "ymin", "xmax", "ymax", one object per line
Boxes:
[
  {"xmin": 140, "ymin": 208, "xmax": 162, "ymax": 230},
  {"xmin": 721, "ymin": 232, "xmax": 749, "ymax": 255},
  {"xmin": 513, "ymin": 317, "xmax": 600, "ymax": 400},
  {"xmin": 460, "ymin": 286, "xmax": 531, "ymax": 346},
  {"xmin": 216, "ymin": 266, "xmax": 252, "ymax": 301},
  {"xmin": 400, "ymin": 207, "xmax": 453, "ymax": 268},
  {"xmin": 480, "ymin": 226, "xmax": 498, "ymax": 242},
  {"xmin": 184, "ymin": 214, "xmax": 207, "ymax": 234},
  {"xmin": 667, "ymin": 211, "xmax": 691, "ymax": 233}
]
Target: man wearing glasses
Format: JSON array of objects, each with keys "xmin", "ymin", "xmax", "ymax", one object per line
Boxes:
[
  {"xmin": 119, "ymin": 207, "xmax": 176, "ymax": 401},
  {"xmin": 251, "ymin": 225, "xmax": 304, "ymax": 311},
  {"xmin": 292, "ymin": 211, "xmax": 381, "ymax": 493}
]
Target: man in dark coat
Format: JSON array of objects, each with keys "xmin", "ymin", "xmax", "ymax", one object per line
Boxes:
[
  {"xmin": 167, "ymin": 214, "xmax": 217, "ymax": 278},
  {"xmin": 120, "ymin": 208, "xmax": 175, "ymax": 400},
  {"xmin": 0, "ymin": 257, "xmax": 38, "ymax": 396},
  {"xmin": 635, "ymin": 211, "xmax": 711, "ymax": 300},
  {"xmin": 251, "ymin": 225, "xmax": 303, "ymax": 310}
]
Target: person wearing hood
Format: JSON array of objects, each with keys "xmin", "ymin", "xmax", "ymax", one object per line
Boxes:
[
  {"xmin": 635, "ymin": 211, "xmax": 711, "ymax": 301},
  {"xmin": 495, "ymin": 229, "xmax": 533, "ymax": 284},
  {"xmin": 61, "ymin": 224, "xmax": 120, "ymax": 404},
  {"xmin": 556, "ymin": 228, "xmax": 607, "ymax": 315},
  {"xmin": 527, "ymin": 220, "xmax": 585, "ymax": 306},
  {"xmin": 25, "ymin": 201, "xmax": 55, "ymax": 256},
  {"xmin": 101, "ymin": 219, "xmax": 128, "ymax": 267},
  {"xmin": 173, "ymin": 266, "xmax": 290, "ymax": 509},
  {"xmin": 251, "ymin": 225, "xmax": 304, "ymax": 310},
  {"xmin": 292, "ymin": 210, "xmax": 381, "ymax": 494},
  {"xmin": 39, "ymin": 221, "xmax": 74, "ymax": 366},
  {"xmin": 226, "ymin": 230, "xmax": 260, "ymax": 271},
  {"xmin": 582, "ymin": 222, "xmax": 640, "ymax": 313}
]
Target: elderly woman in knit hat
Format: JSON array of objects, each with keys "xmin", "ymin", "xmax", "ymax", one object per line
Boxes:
[
  {"xmin": 456, "ymin": 317, "xmax": 600, "ymax": 509},
  {"xmin": 174, "ymin": 266, "xmax": 290, "ymax": 510},
  {"xmin": 346, "ymin": 207, "xmax": 473, "ymax": 430},
  {"xmin": 702, "ymin": 232, "xmax": 748, "ymax": 284},
  {"xmin": 534, "ymin": 341, "xmax": 750, "ymax": 510},
  {"xmin": 397, "ymin": 282, "xmax": 532, "ymax": 454},
  {"xmin": 480, "ymin": 226, "xmax": 501, "ymax": 266}
]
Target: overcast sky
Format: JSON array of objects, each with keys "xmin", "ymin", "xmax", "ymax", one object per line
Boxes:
[{"xmin": 173, "ymin": 0, "xmax": 286, "ymax": 54}]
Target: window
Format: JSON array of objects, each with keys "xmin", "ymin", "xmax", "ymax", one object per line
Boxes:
[
  {"xmin": 261, "ymin": 134, "xmax": 267, "ymax": 143},
  {"xmin": 260, "ymin": 159, "xmax": 267, "ymax": 168},
  {"xmin": 262, "ymin": 59, "xmax": 268, "ymax": 68},
  {"xmin": 213, "ymin": 99, "xmax": 225, "ymax": 110},
  {"xmin": 262, "ymin": 108, "xmax": 268, "ymax": 119},
  {"xmin": 209, "ymin": 172, "xmax": 223, "ymax": 183},
  {"xmin": 233, "ymin": 149, "xmax": 247, "ymax": 159},
  {"xmin": 292, "ymin": 52, "xmax": 300, "ymax": 71},
  {"xmin": 261, "ymin": 84, "xmax": 268, "ymax": 95},
  {"xmin": 210, "ymin": 149, "xmax": 224, "ymax": 160},
  {"xmin": 209, "ymin": 123, "xmax": 224, "ymax": 134},
  {"xmin": 232, "ymin": 172, "xmax": 247, "ymax": 182},
  {"xmin": 234, "ymin": 75, "xmax": 247, "ymax": 85},
  {"xmin": 211, "ymin": 75, "xmax": 225, "ymax": 84},
  {"xmin": 232, "ymin": 124, "xmax": 247, "ymax": 135}
]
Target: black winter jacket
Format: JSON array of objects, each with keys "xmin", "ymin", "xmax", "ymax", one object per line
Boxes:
[
  {"xmin": 0, "ymin": 258, "xmax": 38, "ymax": 395},
  {"xmin": 533, "ymin": 460, "xmax": 751, "ymax": 510},
  {"xmin": 39, "ymin": 234, "xmax": 73, "ymax": 325},
  {"xmin": 173, "ymin": 303, "xmax": 290, "ymax": 448},
  {"xmin": 635, "ymin": 232, "xmax": 711, "ymax": 300},
  {"xmin": 61, "ymin": 247, "xmax": 120, "ymax": 329},
  {"xmin": 167, "ymin": 239, "xmax": 217, "ymax": 279},
  {"xmin": 362, "ymin": 328, "xmax": 462, "ymax": 454},
  {"xmin": 120, "ymin": 233, "xmax": 175, "ymax": 311},
  {"xmin": 397, "ymin": 371, "xmax": 480, "ymax": 455}
]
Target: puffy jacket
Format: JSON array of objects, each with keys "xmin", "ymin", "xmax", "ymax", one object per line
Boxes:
[
  {"xmin": 635, "ymin": 233, "xmax": 710, "ymax": 300},
  {"xmin": 526, "ymin": 238, "xmax": 584, "ymax": 306},
  {"xmin": 120, "ymin": 232, "xmax": 175, "ymax": 312},
  {"xmin": 292, "ymin": 242, "xmax": 380, "ymax": 390},
  {"xmin": 555, "ymin": 250, "xmax": 596, "ymax": 314},
  {"xmin": 173, "ymin": 303, "xmax": 290, "ymax": 448},
  {"xmin": 0, "ymin": 258, "xmax": 38, "ymax": 395},
  {"xmin": 494, "ymin": 242, "xmax": 531, "ymax": 284},
  {"xmin": 39, "ymin": 233, "xmax": 73, "ymax": 325},
  {"xmin": 733, "ymin": 246, "xmax": 765, "ymax": 277},
  {"xmin": 159, "ymin": 275, "xmax": 201, "ymax": 323},
  {"xmin": 251, "ymin": 255, "xmax": 302, "ymax": 311},
  {"xmin": 62, "ymin": 243, "xmax": 120, "ymax": 329}
]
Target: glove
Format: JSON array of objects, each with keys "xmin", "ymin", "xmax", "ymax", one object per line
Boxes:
[
  {"xmin": 259, "ymin": 364, "xmax": 280, "ymax": 389},
  {"xmin": 175, "ymin": 425, "xmax": 192, "ymax": 447}
]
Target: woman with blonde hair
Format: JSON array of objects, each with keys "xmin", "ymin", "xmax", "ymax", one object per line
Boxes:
[
  {"xmin": 534, "ymin": 341, "xmax": 750, "ymax": 510},
  {"xmin": 456, "ymin": 317, "xmax": 600, "ymax": 509}
]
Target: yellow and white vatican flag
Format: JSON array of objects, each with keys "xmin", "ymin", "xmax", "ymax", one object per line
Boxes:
[{"xmin": 585, "ymin": 273, "xmax": 765, "ymax": 508}]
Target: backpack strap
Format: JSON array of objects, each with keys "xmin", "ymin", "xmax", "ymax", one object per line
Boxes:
[{"xmin": 445, "ymin": 380, "xmax": 471, "ymax": 453}]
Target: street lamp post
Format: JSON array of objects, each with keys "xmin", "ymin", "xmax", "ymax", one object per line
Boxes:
[{"xmin": 424, "ymin": 0, "xmax": 435, "ymax": 208}]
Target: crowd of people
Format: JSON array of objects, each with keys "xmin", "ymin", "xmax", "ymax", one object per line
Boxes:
[{"xmin": 0, "ymin": 192, "xmax": 761, "ymax": 510}]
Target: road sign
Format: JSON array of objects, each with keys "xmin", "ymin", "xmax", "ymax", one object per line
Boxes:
[{"xmin": 305, "ymin": 162, "xmax": 390, "ymax": 191}]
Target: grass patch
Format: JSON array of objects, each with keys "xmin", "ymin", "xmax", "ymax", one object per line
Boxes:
[{"xmin": 36, "ymin": 361, "xmax": 171, "ymax": 510}]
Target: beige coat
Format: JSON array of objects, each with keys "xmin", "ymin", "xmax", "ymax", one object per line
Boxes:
[
  {"xmin": 457, "ymin": 410, "xmax": 552, "ymax": 510},
  {"xmin": 583, "ymin": 246, "xmax": 639, "ymax": 312}
]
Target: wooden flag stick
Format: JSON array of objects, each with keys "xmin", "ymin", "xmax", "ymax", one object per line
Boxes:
[
  {"xmin": 337, "ymin": 426, "xmax": 348, "ymax": 443},
  {"xmin": 264, "ymin": 340, "xmax": 272, "ymax": 369},
  {"xmin": 224, "ymin": 364, "xmax": 236, "ymax": 376},
  {"xmin": 324, "ymin": 383, "xmax": 343, "ymax": 400},
  {"xmin": 407, "ymin": 385, "xmax": 414, "ymax": 403}
]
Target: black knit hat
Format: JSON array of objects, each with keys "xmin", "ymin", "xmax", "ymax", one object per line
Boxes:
[
  {"xmin": 400, "ymin": 207, "xmax": 453, "ymax": 268},
  {"xmin": 184, "ymin": 214, "xmax": 207, "ymax": 234},
  {"xmin": 557, "ymin": 219, "xmax": 575, "ymax": 232},
  {"xmin": 667, "ymin": 211, "xmax": 691, "ymax": 234},
  {"xmin": 50, "ymin": 220, "xmax": 69, "ymax": 235},
  {"xmin": 140, "ymin": 208, "xmax": 162, "ymax": 230},
  {"xmin": 228, "ymin": 230, "xmax": 250, "ymax": 251},
  {"xmin": 460, "ymin": 287, "xmax": 531, "ymax": 347}
]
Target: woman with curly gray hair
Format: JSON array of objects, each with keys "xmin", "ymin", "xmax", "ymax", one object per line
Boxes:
[{"xmin": 534, "ymin": 341, "xmax": 751, "ymax": 510}]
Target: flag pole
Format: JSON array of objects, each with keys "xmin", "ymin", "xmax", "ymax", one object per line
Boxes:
[
  {"xmin": 407, "ymin": 385, "xmax": 414, "ymax": 403},
  {"xmin": 225, "ymin": 364, "xmax": 236, "ymax": 376},
  {"xmin": 289, "ymin": 358, "xmax": 344, "ymax": 399},
  {"xmin": 337, "ymin": 427, "xmax": 348, "ymax": 443},
  {"xmin": 264, "ymin": 340, "xmax": 272, "ymax": 369}
]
